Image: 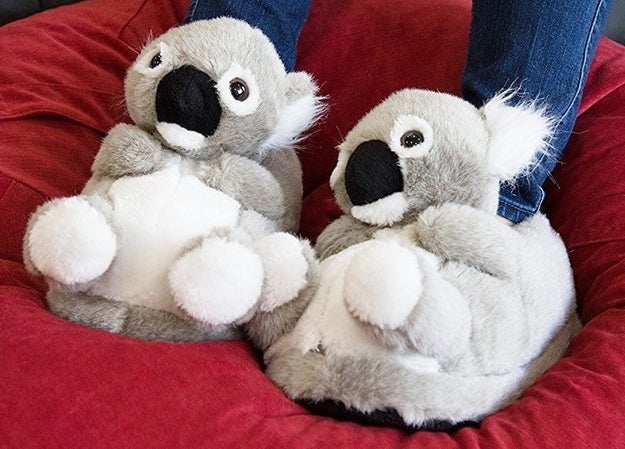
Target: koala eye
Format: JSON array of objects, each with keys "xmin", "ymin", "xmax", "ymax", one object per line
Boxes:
[
  {"xmin": 400, "ymin": 130, "xmax": 425, "ymax": 148},
  {"xmin": 149, "ymin": 52, "xmax": 163, "ymax": 69},
  {"xmin": 135, "ymin": 42, "xmax": 172, "ymax": 77},
  {"xmin": 217, "ymin": 63, "xmax": 260, "ymax": 116},
  {"xmin": 390, "ymin": 115, "xmax": 433, "ymax": 159},
  {"xmin": 229, "ymin": 78, "xmax": 249, "ymax": 101}
]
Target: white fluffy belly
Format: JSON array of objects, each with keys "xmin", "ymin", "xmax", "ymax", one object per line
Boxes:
[
  {"xmin": 90, "ymin": 165, "xmax": 240, "ymax": 314},
  {"xmin": 286, "ymin": 242, "xmax": 440, "ymax": 373}
]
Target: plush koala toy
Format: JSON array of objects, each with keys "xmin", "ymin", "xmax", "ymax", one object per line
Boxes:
[
  {"xmin": 253, "ymin": 89, "xmax": 580, "ymax": 430},
  {"xmin": 23, "ymin": 18, "xmax": 322, "ymax": 341}
]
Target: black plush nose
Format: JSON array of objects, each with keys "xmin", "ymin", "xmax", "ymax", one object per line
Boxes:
[
  {"xmin": 344, "ymin": 140, "xmax": 404, "ymax": 206},
  {"xmin": 155, "ymin": 65, "xmax": 222, "ymax": 137}
]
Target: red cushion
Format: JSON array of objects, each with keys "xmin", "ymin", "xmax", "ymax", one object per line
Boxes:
[{"xmin": 2, "ymin": 0, "xmax": 625, "ymax": 447}]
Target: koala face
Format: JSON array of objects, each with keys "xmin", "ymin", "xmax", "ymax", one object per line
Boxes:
[
  {"xmin": 331, "ymin": 89, "xmax": 498, "ymax": 227},
  {"xmin": 124, "ymin": 18, "xmax": 292, "ymax": 160}
]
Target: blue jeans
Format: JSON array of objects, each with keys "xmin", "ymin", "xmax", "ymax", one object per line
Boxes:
[
  {"xmin": 184, "ymin": 0, "xmax": 312, "ymax": 72},
  {"xmin": 185, "ymin": 0, "xmax": 613, "ymax": 223},
  {"xmin": 462, "ymin": 0, "xmax": 613, "ymax": 222}
]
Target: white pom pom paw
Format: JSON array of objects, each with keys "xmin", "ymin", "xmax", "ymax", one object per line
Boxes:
[
  {"xmin": 343, "ymin": 241, "xmax": 423, "ymax": 329},
  {"xmin": 254, "ymin": 232, "xmax": 309, "ymax": 312},
  {"xmin": 169, "ymin": 237, "xmax": 264, "ymax": 326},
  {"xmin": 27, "ymin": 197, "xmax": 116, "ymax": 284}
]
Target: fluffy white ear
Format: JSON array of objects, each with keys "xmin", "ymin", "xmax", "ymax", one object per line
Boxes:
[
  {"xmin": 481, "ymin": 91, "xmax": 555, "ymax": 180},
  {"xmin": 261, "ymin": 72, "xmax": 325, "ymax": 152}
]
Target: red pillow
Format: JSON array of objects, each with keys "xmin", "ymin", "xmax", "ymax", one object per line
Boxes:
[{"xmin": 2, "ymin": 0, "xmax": 625, "ymax": 447}]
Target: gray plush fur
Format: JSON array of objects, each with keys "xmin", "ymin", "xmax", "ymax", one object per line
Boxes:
[
  {"xmin": 330, "ymin": 90, "xmax": 497, "ymax": 220},
  {"xmin": 23, "ymin": 18, "xmax": 322, "ymax": 341},
  {"xmin": 251, "ymin": 89, "xmax": 579, "ymax": 427},
  {"xmin": 125, "ymin": 19, "xmax": 314, "ymax": 161},
  {"xmin": 243, "ymin": 240, "xmax": 320, "ymax": 351}
]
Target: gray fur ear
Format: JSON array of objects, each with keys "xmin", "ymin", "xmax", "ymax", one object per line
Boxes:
[
  {"xmin": 481, "ymin": 91, "xmax": 554, "ymax": 181},
  {"xmin": 261, "ymin": 72, "xmax": 324, "ymax": 151}
]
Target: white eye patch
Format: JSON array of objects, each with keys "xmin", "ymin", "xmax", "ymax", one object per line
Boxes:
[
  {"xmin": 389, "ymin": 115, "xmax": 433, "ymax": 159},
  {"xmin": 330, "ymin": 147, "xmax": 350, "ymax": 189},
  {"xmin": 135, "ymin": 41, "xmax": 174, "ymax": 77},
  {"xmin": 216, "ymin": 63, "xmax": 260, "ymax": 116}
]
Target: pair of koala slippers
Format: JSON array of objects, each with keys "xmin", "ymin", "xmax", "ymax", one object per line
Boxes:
[{"xmin": 23, "ymin": 18, "xmax": 579, "ymax": 432}]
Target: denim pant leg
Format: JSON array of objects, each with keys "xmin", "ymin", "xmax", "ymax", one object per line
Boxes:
[
  {"xmin": 183, "ymin": 0, "xmax": 312, "ymax": 72},
  {"xmin": 462, "ymin": 0, "xmax": 613, "ymax": 223}
]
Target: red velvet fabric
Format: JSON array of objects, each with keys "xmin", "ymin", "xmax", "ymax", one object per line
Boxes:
[{"xmin": 2, "ymin": 0, "xmax": 625, "ymax": 447}]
